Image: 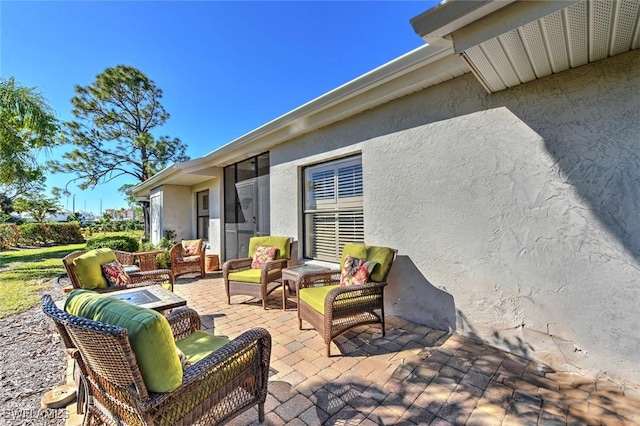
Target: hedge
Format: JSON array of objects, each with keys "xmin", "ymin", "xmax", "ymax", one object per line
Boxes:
[
  {"xmin": 85, "ymin": 235, "xmax": 140, "ymax": 253},
  {"xmin": 0, "ymin": 224, "xmax": 20, "ymax": 248},
  {"xmin": 0, "ymin": 223, "xmax": 85, "ymax": 248}
]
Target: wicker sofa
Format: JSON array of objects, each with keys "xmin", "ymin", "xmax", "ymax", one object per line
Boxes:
[
  {"xmin": 297, "ymin": 244, "xmax": 397, "ymax": 356},
  {"xmin": 63, "ymin": 249, "xmax": 174, "ymax": 293},
  {"xmin": 42, "ymin": 292, "xmax": 271, "ymax": 425}
]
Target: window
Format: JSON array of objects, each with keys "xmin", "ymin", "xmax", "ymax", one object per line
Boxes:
[
  {"xmin": 196, "ymin": 190, "xmax": 209, "ymax": 240},
  {"xmin": 303, "ymin": 155, "xmax": 364, "ymax": 262}
]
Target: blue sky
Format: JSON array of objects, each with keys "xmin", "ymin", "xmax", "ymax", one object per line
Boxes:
[{"xmin": 1, "ymin": 1, "xmax": 435, "ymax": 214}]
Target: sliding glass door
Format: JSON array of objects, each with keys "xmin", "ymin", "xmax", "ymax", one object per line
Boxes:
[{"xmin": 224, "ymin": 153, "xmax": 270, "ymax": 260}]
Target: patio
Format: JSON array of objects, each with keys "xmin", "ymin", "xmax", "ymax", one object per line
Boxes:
[{"xmin": 64, "ymin": 273, "xmax": 640, "ymax": 425}]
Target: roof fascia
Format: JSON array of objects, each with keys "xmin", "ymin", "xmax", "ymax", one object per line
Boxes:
[
  {"xmin": 130, "ymin": 156, "xmax": 210, "ymax": 194},
  {"xmin": 199, "ymin": 43, "xmax": 452, "ymax": 165},
  {"xmin": 132, "ymin": 43, "xmax": 459, "ymax": 197},
  {"xmin": 410, "ymin": 0, "xmax": 515, "ymax": 45},
  {"xmin": 451, "ymin": 0, "xmax": 582, "ymax": 53}
]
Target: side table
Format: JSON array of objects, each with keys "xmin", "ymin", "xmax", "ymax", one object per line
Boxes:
[{"xmin": 281, "ymin": 264, "xmax": 332, "ymax": 310}]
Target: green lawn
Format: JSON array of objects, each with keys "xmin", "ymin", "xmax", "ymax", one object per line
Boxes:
[
  {"xmin": 0, "ymin": 243, "xmax": 86, "ymax": 318},
  {"xmin": 0, "ymin": 230, "xmax": 145, "ymax": 319}
]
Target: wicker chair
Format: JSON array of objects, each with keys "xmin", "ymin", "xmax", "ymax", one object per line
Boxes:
[
  {"xmin": 297, "ymin": 244, "xmax": 397, "ymax": 356},
  {"xmin": 41, "ymin": 294, "xmax": 271, "ymax": 425},
  {"xmin": 223, "ymin": 236, "xmax": 292, "ymax": 309},
  {"xmin": 63, "ymin": 250, "xmax": 174, "ymax": 293},
  {"xmin": 170, "ymin": 239, "xmax": 206, "ymax": 280}
]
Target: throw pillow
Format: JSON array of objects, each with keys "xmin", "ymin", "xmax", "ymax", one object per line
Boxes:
[
  {"xmin": 182, "ymin": 240, "xmax": 201, "ymax": 256},
  {"xmin": 251, "ymin": 245, "xmax": 277, "ymax": 269},
  {"xmin": 340, "ymin": 255, "xmax": 377, "ymax": 286},
  {"xmin": 102, "ymin": 261, "xmax": 132, "ymax": 286}
]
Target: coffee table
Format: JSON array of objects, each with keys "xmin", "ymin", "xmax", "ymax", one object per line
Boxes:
[
  {"xmin": 107, "ymin": 285, "xmax": 186, "ymax": 311},
  {"xmin": 281, "ymin": 264, "xmax": 333, "ymax": 310}
]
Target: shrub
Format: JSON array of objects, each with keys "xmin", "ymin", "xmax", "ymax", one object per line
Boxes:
[
  {"xmin": 15, "ymin": 223, "xmax": 84, "ymax": 246},
  {"xmin": 0, "ymin": 224, "xmax": 20, "ymax": 248},
  {"xmin": 86, "ymin": 235, "xmax": 140, "ymax": 252}
]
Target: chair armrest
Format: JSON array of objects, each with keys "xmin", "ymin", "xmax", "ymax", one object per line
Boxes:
[
  {"xmin": 324, "ymin": 281, "xmax": 388, "ymax": 311},
  {"xmin": 222, "ymin": 258, "xmax": 252, "ymax": 276},
  {"xmin": 261, "ymin": 258, "xmax": 288, "ymax": 274},
  {"xmin": 166, "ymin": 308, "xmax": 201, "ymax": 340},
  {"xmin": 298, "ymin": 270, "xmax": 341, "ymax": 290},
  {"xmin": 169, "ymin": 244, "xmax": 183, "ymax": 263},
  {"xmin": 148, "ymin": 328, "xmax": 272, "ymax": 409}
]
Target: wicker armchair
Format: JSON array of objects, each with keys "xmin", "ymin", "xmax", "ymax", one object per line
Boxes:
[
  {"xmin": 297, "ymin": 244, "xmax": 397, "ymax": 356},
  {"xmin": 223, "ymin": 236, "xmax": 292, "ymax": 309},
  {"xmin": 41, "ymin": 294, "xmax": 271, "ymax": 425},
  {"xmin": 63, "ymin": 250, "xmax": 174, "ymax": 293},
  {"xmin": 170, "ymin": 239, "xmax": 206, "ymax": 280}
]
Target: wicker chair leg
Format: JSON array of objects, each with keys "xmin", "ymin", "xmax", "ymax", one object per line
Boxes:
[
  {"xmin": 298, "ymin": 319, "xmax": 302, "ymax": 330},
  {"xmin": 259, "ymin": 402, "xmax": 265, "ymax": 422},
  {"xmin": 326, "ymin": 342, "xmax": 331, "ymax": 357}
]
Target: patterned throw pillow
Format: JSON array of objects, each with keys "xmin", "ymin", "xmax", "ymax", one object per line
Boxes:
[
  {"xmin": 102, "ymin": 261, "xmax": 132, "ymax": 286},
  {"xmin": 340, "ymin": 256, "xmax": 377, "ymax": 287},
  {"xmin": 251, "ymin": 246, "xmax": 277, "ymax": 269},
  {"xmin": 183, "ymin": 240, "xmax": 200, "ymax": 256}
]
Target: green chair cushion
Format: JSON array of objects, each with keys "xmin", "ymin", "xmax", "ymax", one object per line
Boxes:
[
  {"xmin": 73, "ymin": 248, "xmax": 117, "ymax": 289},
  {"xmin": 161, "ymin": 282, "xmax": 172, "ymax": 291},
  {"xmin": 64, "ymin": 289, "xmax": 183, "ymax": 393},
  {"xmin": 341, "ymin": 244, "xmax": 395, "ymax": 282},
  {"xmin": 176, "ymin": 331, "xmax": 230, "ymax": 365},
  {"xmin": 299, "ymin": 285, "xmax": 339, "ymax": 315},
  {"xmin": 248, "ymin": 236, "xmax": 291, "ymax": 260},
  {"xmin": 228, "ymin": 268, "xmax": 281, "ymax": 284}
]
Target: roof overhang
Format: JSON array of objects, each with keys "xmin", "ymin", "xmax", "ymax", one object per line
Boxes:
[
  {"xmin": 131, "ymin": 43, "xmax": 469, "ymax": 198},
  {"xmin": 130, "ymin": 157, "xmax": 218, "ymax": 199},
  {"xmin": 412, "ymin": 0, "xmax": 640, "ymax": 93},
  {"xmin": 132, "ymin": 0, "xmax": 640, "ymax": 200}
]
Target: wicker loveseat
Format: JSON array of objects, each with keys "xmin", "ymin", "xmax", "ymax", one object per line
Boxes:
[
  {"xmin": 42, "ymin": 292, "xmax": 271, "ymax": 425},
  {"xmin": 297, "ymin": 244, "xmax": 397, "ymax": 356},
  {"xmin": 63, "ymin": 249, "xmax": 174, "ymax": 292},
  {"xmin": 223, "ymin": 236, "xmax": 292, "ymax": 309}
]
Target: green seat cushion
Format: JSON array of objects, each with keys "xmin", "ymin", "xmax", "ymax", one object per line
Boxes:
[
  {"xmin": 228, "ymin": 268, "xmax": 281, "ymax": 284},
  {"xmin": 249, "ymin": 236, "xmax": 291, "ymax": 260},
  {"xmin": 299, "ymin": 285, "xmax": 339, "ymax": 315},
  {"xmin": 176, "ymin": 331, "xmax": 230, "ymax": 365},
  {"xmin": 341, "ymin": 244, "xmax": 395, "ymax": 282},
  {"xmin": 73, "ymin": 248, "xmax": 117, "ymax": 289},
  {"xmin": 64, "ymin": 289, "xmax": 183, "ymax": 393}
]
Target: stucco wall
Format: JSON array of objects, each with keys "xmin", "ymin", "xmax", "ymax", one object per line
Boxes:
[
  {"xmin": 161, "ymin": 185, "xmax": 192, "ymax": 242},
  {"xmin": 269, "ymin": 50, "xmax": 640, "ymax": 383}
]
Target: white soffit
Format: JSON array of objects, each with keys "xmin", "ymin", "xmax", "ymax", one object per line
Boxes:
[{"xmin": 459, "ymin": 0, "xmax": 640, "ymax": 93}]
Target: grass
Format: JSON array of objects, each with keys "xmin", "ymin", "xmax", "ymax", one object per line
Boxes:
[
  {"xmin": 0, "ymin": 230, "xmax": 144, "ymax": 319},
  {"xmin": 0, "ymin": 243, "xmax": 85, "ymax": 318}
]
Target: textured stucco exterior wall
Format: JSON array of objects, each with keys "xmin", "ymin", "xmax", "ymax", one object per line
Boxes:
[
  {"xmin": 161, "ymin": 185, "xmax": 192, "ymax": 242},
  {"xmin": 270, "ymin": 50, "xmax": 640, "ymax": 383}
]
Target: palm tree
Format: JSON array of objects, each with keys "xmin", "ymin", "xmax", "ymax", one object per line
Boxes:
[{"xmin": 0, "ymin": 77, "xmax": 59, "ymax": 203}]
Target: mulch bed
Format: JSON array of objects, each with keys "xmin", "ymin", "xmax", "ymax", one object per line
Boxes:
[{"xmin": 0, "ymin": 276, "xmax": 69, "ymax": 426}]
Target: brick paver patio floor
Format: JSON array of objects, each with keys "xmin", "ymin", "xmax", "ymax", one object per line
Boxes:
[{"xmin": 166, "ymin": 273, "xmax": 640, "ymax": 426}]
